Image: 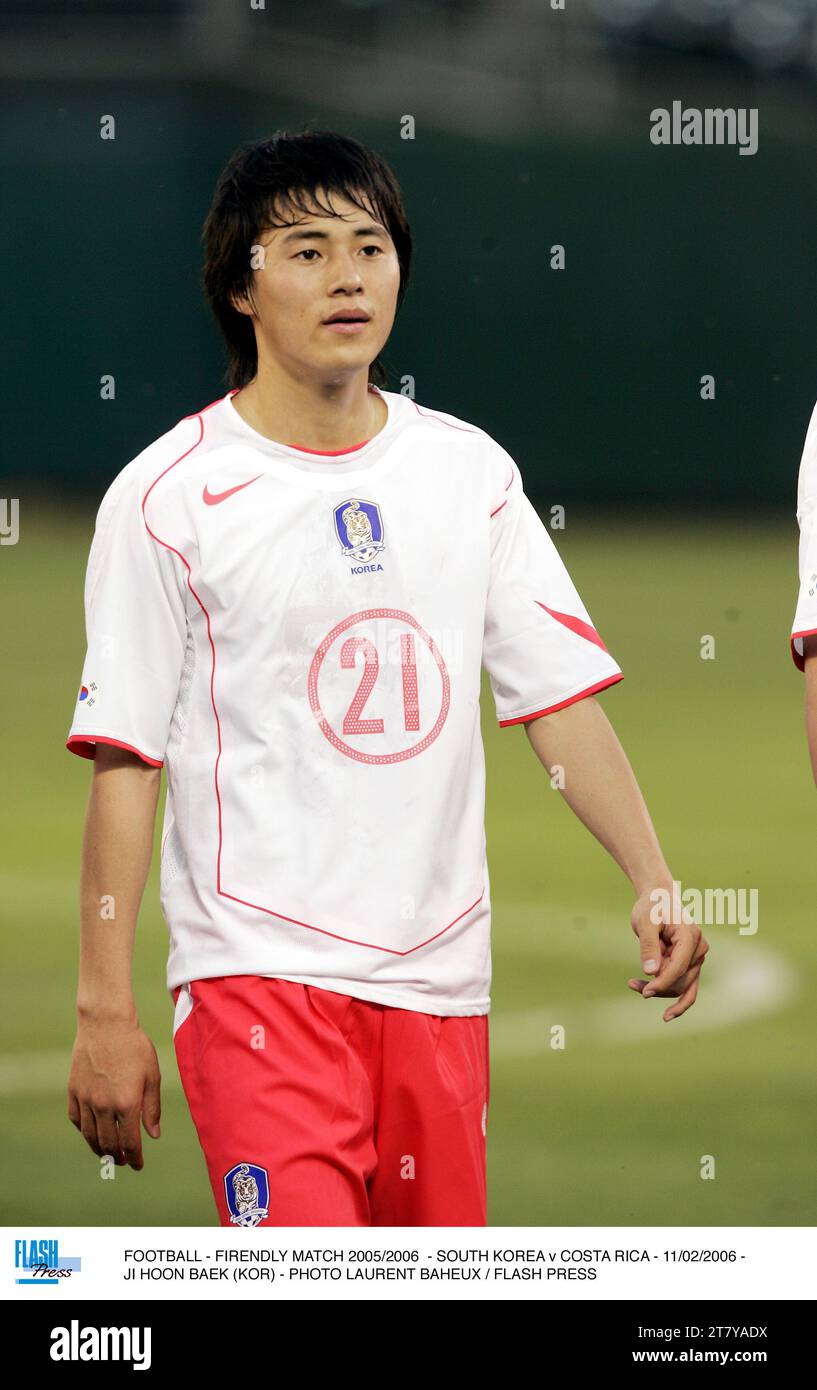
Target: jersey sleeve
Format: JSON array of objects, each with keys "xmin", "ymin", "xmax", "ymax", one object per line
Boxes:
[
  {"xmin": 482, "ymin": 448, "xmax": 623, "ymax": 726},
  {"xmin": 791, "ymin": 398, "xmax": 817, "ymax": 670},
  {"xmin": 65, "ymin": 467, "xmax": 188, "ymax": 766}
]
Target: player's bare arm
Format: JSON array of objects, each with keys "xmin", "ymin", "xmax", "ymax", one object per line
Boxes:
[
  {"xmin": 523, "ymin": 695, "xmax": 709, "ymax": 1023},
  {"xmin": 801, "ymin": 633, "xmax": 817, "ymax": 786},
  {"xmin": 67, "ymin": 743, "xmax": 163, "ymax": 1170}
]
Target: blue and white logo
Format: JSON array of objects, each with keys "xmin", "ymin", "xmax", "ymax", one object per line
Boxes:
[
  {"xmin": 224, "ymin": 1162, "xmax": 269, "ymax": 1228},
  {"xmin": 14, "ymin": 1237, "xmax": 81, "ymax": 1287},
  {"xmin": 334, "ymin": 498, "xmax": 385, "ymax": 564}
]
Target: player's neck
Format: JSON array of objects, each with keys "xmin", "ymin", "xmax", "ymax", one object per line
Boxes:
[{"xmin": 230, "ymin": 370, "xmax": 386, "ymax": 452}]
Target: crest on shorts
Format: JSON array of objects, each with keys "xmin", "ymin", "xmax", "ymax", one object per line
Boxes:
[
  {"xmin": 224, "ymin": 1162, "xmax": 269, "ymax": 1228},
  {"xmin": 334, "ymin": 498, "xmax": 385, "ymax": 563}
]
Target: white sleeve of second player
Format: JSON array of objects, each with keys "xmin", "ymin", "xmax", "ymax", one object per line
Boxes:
[
  {"xmin": 791, "ymin": 398, "xmax": 817, "ymax": 670},
  {"xmin": 481, "ymin": 447, "xmax": 623, "ymax": 726},
  {"xmin": 66, "ymin": 467, "xmax": 188, "ymax": 765}
]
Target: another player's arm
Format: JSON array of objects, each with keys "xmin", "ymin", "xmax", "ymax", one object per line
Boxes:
[
  {"xmin": 802, "ymin": 634, "xmax": 817, "ymax": 786},
  {"xmin": 67, "ymin": 743, "xmax": 164, "ymax": 1170},
  {"xmin": 521, "ymin": 695, "xmax": 709, "ymax": 1022}
]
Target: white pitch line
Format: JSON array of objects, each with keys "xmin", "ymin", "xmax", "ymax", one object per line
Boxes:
[
  {"xmin": 489, "ymin": 910, "xmax": 797, "ymax": 1057},
  {"xmin": 0, "ymin": 916, "xmax": 797, "ymax": 1093},
  {"xmin": 0, "ymin": 1048, "xmax": 182, "ymax": 1099}
]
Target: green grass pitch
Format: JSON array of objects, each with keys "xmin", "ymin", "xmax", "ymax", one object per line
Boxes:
[{"xmin": 2, "ymin": 504, "xmax": 814, "ymax": 1225}]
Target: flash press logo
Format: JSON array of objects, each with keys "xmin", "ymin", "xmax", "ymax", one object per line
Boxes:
[
  {"xmin": 14, "ymin": 1237, "xmax": 81, "ymax": 1286},
  {"xmin": 50, "ymin": 1321, "xmax": 151, "ymax": 1371}
]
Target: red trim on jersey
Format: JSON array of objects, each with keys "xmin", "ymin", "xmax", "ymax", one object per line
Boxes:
[
  {"xmin": 410, "ymin": 400, "xmax": 479, "ymax": 433},
  {"xmin": 137, "ymin": 399, "xmax": 484, "ymax": 956},
  {"xmin": 489, "ymin": 462, "xmax": 515, "ymax": 517},
  {"xmin": 181, "ymin": 393, "xmax": 230, "ymax": 420},
  {"xmin": 139, "ymin": 410, "xmax": 228, "ymax": 906},
  {"xmin": 66, "ymin": 734, "xmax": 163, "ymax": 767},
  {"xmin": 534, "ymin": 602, "xmax": 610, "ymax": 653},
  {"xmin": 498, "ymin": 673, "xmax": 623, "ymax": 726},
  {"xmin": 286, "ymin": 439, "xmax": 371, "ymax": 456},
  {"xmin": 791, "ymin": 627, "xmax": 817, "ymax": 671},
  {"xmin": 231, "ymin": 382, "xmax": 377, "ymax": 455},
  {"xmin": 217, "ymin": 886, "xmax": 486, "ymax": 957}
]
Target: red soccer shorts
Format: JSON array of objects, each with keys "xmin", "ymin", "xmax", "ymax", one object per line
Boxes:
[{"xmin": 171, "ymin": 974, "xmax": 489, "ymax": 1227}]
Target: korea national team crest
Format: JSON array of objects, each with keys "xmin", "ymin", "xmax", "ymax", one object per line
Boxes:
[
  {"xmin": 334, "ymin": 498, "xmax": 385, "ymax": 564},
  {"xmin": 224, "ymin": 1162, "xmax": 270, "ymax": 1227}
]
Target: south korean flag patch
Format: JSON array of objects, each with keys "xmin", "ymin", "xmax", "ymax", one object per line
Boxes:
[{"xmin": 224, "ymin": 1162, "xmax": 270, "ymax": 1227}]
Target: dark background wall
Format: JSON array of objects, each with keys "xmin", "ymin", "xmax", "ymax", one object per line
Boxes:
[{"xmin": 3, "ymin": 0, "xmax": 817, "ymax": 507}]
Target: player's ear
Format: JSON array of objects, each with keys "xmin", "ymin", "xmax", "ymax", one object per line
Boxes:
[{"xmin": 229, "ymin": 288, "xmax": 255, "ymax": 319}]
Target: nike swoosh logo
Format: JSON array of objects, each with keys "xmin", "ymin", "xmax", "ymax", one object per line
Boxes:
[{"xmin": 202, "ymin": 475, "xmax": 263, "ymax": 506}]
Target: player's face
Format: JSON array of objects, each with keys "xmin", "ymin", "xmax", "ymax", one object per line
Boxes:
[{"xmin": 241, "ymin": 189, "xmax": 400, "ymax": 384}]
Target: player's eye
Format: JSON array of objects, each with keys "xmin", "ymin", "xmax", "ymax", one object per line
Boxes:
[{"xmin": 294, "ymin": 244, "xmax": 382, "ymax": 262}]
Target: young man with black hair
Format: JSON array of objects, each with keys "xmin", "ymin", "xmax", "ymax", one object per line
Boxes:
[{"xmin": 66, "ymin": 129, "xmax": 708, "ymax": 1228}]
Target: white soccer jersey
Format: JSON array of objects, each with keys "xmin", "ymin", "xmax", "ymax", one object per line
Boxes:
[
  {"xmin": 791, "ymin": 397, "xmax": 817, "ymax": 670},
  {"xmin": 66, "ymin": 386, "xmax": 623, "ymax": 1015}
]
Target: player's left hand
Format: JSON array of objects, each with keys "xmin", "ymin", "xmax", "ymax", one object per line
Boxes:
[{"xmin": 627, "ymin": 888, "xmax": 710, "ymax": 1022}]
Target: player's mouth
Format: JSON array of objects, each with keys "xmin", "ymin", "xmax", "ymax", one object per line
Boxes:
[{"xmin": 322, "ymin": 310, "xmax": 372, "ymax": 335}]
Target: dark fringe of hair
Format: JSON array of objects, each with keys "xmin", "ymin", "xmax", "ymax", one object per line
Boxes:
[{"xmin": 201, "ymin": 128, "xmax": 412, "ymax": 391}]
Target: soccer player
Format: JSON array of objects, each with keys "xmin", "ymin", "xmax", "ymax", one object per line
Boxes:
[
  {"xmin": 790, "ymin": 399, "xmax": 817, "ymax": 784},
  {"xmin": 66, "ymin": 129, "xmax": 708, "ymax": 1228}
]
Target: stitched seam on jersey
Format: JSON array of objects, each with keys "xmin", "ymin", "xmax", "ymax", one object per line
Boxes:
[
  {"xmin": 488, "ymin": 462, "xmax": 516, "ymax": 518},
  {"xmin": 409, "ymin": 401, "xmax": 480, "ymax": 433},
  {"xmin": 85, "ymin": 481, "xmax": 124, "ymax": 611},
  {"xmin": 171, "ymin": 614, "xmax": 196, "ymax": 745}
]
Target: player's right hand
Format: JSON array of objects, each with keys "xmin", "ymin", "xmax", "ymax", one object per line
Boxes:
[{"xmin": 67, "ymin": 1018, "xmax": 162, "ymax": 1170}]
